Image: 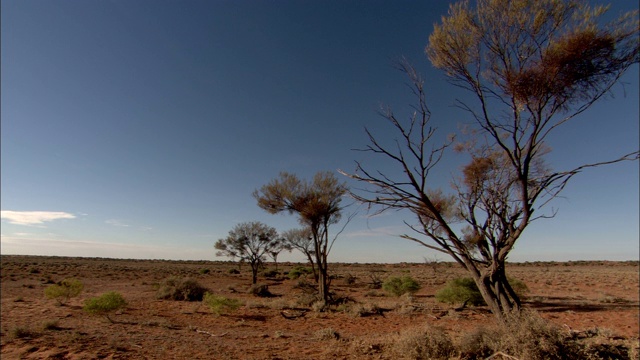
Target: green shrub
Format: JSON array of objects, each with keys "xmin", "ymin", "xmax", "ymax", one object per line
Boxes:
[
  {"xmin": 156, "ymin": 277, "xmax": 208, "ymax": 301},
  {"xmin": 435, "ymin": 277, "xmax": 528, "ymax": 306},
  {"xmin": 199, "ymin": 268, "xmax": 210, "ymax": 275},
  {"xmin": 202, "ymin": 292, "xmax": 241, "ymax": 315},
  {"xmin": 435, "ymin": 277, "xmax": 485, "ymax": 306},
  {"xmin": 287, "ymin": 266, "xmax": 313, "ymax": 280},
  {"xmin": 44, "ymin": 278, "xmax": 84, "ymax": 305},
  {"xmin": 83, "ymin": 291, "xmax": 127, "ymax": 323},
  {"xmin": 382, "ymin": 275, "xmax": 421, "ymax": 297}
]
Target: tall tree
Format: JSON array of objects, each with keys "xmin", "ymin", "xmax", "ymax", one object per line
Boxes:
[
  {"xmin": 215, "ymin": 221, "xmax": 281, "ymax": 284},
  {"xmin": 282, "ymin": 227, "xmax": 318, "ymax": 281},
  {"xmin": 254, "ymin": 171, "xmax": 350, "ymax": 303},
  {"xmin": 341, "ymin": 0, "xmax": 638, "ymax": 320}
]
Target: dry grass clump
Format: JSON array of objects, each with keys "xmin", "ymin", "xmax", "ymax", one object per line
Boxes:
[
  {"xmin": 391, "ymin": 325, "xmax": 455, "ymax": 359},
  {"xmin": 247, "ymin": 283, "xmax": 273, "ymax": 297},
  {"xmin": 315, "ymin": 327, "xmax": 340, "ymax": 340},
  {"xmin": 458, "ymin": 310, "xmax": 583, "ymax": 360},
  {"xmin": 156, "ymin": 277, "xmax": 208, "ymax": 301}
]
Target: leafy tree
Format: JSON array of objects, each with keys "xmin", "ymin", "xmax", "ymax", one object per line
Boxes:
[
  {"xmin": 281, "ymin": 227, "xmax": 318, "ymax": 281},
  {"xmin": 254, "ymin": 171, "xmax": 351, "ymax": 303},
  {"xmin": 215, "ymin": 221, "xmax": 281, "ymax": 284},
  {"xmin": 342, "ymin": 0, "xmax": 638, "ymax": 320}
]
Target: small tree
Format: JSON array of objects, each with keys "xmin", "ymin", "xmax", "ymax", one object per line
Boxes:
[
  {"xmin": 281, "ymin": 227, "xmax": 318, "ymax": 281},
  {"xmin": 254, "ymin": 171, "xmax": 352, "ymax": 303},
  {"xmin": 215, "ymin": 221, "xmax": 281, "ymax": 284},
  {"xmin": 342, "ymin": 0, "xmax": 638, "ymax": 321}
]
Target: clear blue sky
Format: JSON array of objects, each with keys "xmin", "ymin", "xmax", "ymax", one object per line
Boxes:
[{"xmin": 2, "ymin": 0, "xmax": 638, "ymax": 263}]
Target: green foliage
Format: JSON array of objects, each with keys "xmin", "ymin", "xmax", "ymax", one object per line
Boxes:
[
  {"xmin": 44, "ymin": 278, "xmax": 84, "ymax": 304},
  {"xmin": 382, "ymin": 275, "xmax": 421, "ymax": 297},
  {"xmin": 435, "ymin": 277, "xmax": 485, "ymax": 306},
  {"xmin": 202, "ymin": 292, "xmax": 241, "ymax": 315},
  {"xmin": 156, "ymin": 277, "xmax": 208, "ymax": 301},
  {"xmin": 199, "ymin": 268, "xmax": 210, "ymax": 275},
  {"xmin": 83, "ymin": 291, "xmax": 127, "ymax": 322},
  {"xmin": 287, "ymin": 266, "xmax": 313, "ymax": 279}
]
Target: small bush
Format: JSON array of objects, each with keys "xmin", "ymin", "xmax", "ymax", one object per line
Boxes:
[
  {"xmin": 9, "ymin": 326, "xmax": 40, "ymax": 340},
  {"xmin": 315, "ymin": 327, "xmax": 340, "ymax": 340},
  {"xmin": 44, "ymin": 278, "xmax": 84, "ymax": 305},
  {"xmin": 288, "ymin": 265, "xmax": 313, "ymax": 279},
  {"xmin": 393, "ymin": 326, "xmax": 455, "ymax": 359},
  {"xmin": 435, "ymin": 278, "xmax": 485, "ymax": 306},
  {"xmin": 228, "ymin": 268, "xmax": 240, "ymax": 274},
  {"xmin": 248, "ymin": 283, "xmax": 273, "ymax": 297},
  {"xmin": 41, "ymin": 320, "xmax": 61, "ymax": 331},
  {"xmin": 262, "ymin": 269, "xmax": 280, "ymax": 278},
  {"xmin": 202, "ymin": 292, "xmax": 241, "ymax": 315},
  {"xmin": 199, "ymin": 268, "xmax": 210, "ymax": 275},
  {"xmin": 343, "ymin": 273, "xmax": 357, "ymax": 285},
  {"xmin": 383, "ymin": 275, "xmax": 421, "ymax": 297},
  {"xmin": 156, "ymin": 277, "xmax": 208, "ymax": 301},
  {"xmin": 457, "ymin": 310, "xmax": 585, "ymax": 360},
  {"xmin": 84, "ymin": 291, "xmax": 127, "ymax": 322}
]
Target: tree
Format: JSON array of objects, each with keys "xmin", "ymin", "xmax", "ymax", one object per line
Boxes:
[
  {"xmin": 254, "ymin": 171, "xmax": 350, "ymax": 303},
  {"xmin": 341, "ymin": 0, "xmax": 638, "ymax": 320},
  {"xmin": 282, "ymin": 227, "xmax": 318, "ymax": 281},
  {"xmin": 215, "ymin": 221, "xmax": 281, "ymax": 284}
]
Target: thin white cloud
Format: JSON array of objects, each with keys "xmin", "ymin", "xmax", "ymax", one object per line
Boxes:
[
  {"xmin": 0, "ymin": 211, "xmax": 76, "ymax": 226},
  {"xmin": 105, "ymin": 219, "xmax": 130, "ymax": 227}
]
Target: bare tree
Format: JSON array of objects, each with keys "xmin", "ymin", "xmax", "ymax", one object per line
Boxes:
[
  {"xmin": 215, "ymin": 221, "xmax": 281, "ymax": 284},
  {"xmin": 282, "ymin": 227, "xmax": 318, "ymax": 281},
  {"xmin": 341, "ymin": 0, "xmax": 638, "ymax": 320},
  {"xmin": 254, "ymin": 171, "xmax": 351, "ymax": 303}
]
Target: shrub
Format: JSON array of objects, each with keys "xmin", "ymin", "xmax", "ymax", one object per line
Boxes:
[
  {"xmin": 393, "ymin": 326, "xmax": 455, "ymax": 360},
  {"xmin": 435, "ymin": 277, "xmax": 528, "ymax": 306},
  {"xmin": 9, "ymin": 326, "xmax": 40, "ymax": 340},
  {"xmin": 228, "ymin": 268, "xmax": 240, "ymax": 274},
  {"xmin": 83, "ymin": 291, "xmax": 127, "ymax": 323},
  {"xmin": 199, "ymin": 268, "xmax": 210, "ymax": 275},
  {"xmin": 383, "ymin": 275, "xmax": 421, "ymax": 297},
  {"xmin": 248, "ymin": 283, "xmax": 273, "ymax": 297},
  {"xmin": 44, "ymin": 278, "xmax": 84, "ymax": 305},
  {"xmin": 457, "ymin": 310, "xmax": 584, "ymax": 360},
  {"xmin": 315, "ymin": 327, "xmax": 340, "ymax": 340},
  {"xmin": 202, "ymin": 292, "xmax": 241, "ymax": 315},
  {"xmin": 156, "ymin": 277, "xmax": 208, "ymax": 301},
  {"xmin": 343, "ymin": 273, "xmax": 357, "ymax": 285},
  {"xmin": 262, "ymin": 269, "xmax": 280, "ymax": 278},
  {"xmin": 435, "ymin": 277, "xmax": 485, "ymax": 306},
  {"xmin": 287, "ymin": 266, "xmax": 313, "ymax": 279}
]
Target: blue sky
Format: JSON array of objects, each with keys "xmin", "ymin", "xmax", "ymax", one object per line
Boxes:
[{"xmin": 1, "ymin": 0, "xmax": 638, "ymax": 263}]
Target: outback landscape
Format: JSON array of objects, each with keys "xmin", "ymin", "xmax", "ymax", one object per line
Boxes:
[{"xmin": 1, "ymin": 255, "xmax": 638, "ymax": 359}]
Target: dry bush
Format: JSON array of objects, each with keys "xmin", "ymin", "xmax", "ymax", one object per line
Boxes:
[
  {"xmin": 458, "ymin": 310, "xmax": 583, "ymax": 360},
  {"xmin": 391, "ymin": 325, "xmax": 456, "ymax": 360},
  {"xmin": 315, "ymin": 327, "xmax": 340, "ymax": 340},
  {"xmin": 247, "ymin": 283, "xmax": 273, "ymax": 297},
  {"xmin": 156, "ymin": 277, "xmax": 208, "ymax": 301}
]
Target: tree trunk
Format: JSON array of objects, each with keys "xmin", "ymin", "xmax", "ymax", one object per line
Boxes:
[
  {"xmin": 471, "ymin": 264, "xmax": 521, "ymax": 322},
  {"xmin": 251, "ymin": 262, "xmax": 259, "ymax": 284}
]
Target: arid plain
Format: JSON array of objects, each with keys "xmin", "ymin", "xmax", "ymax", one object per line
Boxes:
[{"xmin": 1, "ymin": 255, "xmax": 638, "ymax": 359}]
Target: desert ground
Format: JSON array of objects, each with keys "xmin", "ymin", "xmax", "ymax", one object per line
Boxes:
[{"xmin": 1, "ymin": 255, "xmax": 638, "ymax": 359}]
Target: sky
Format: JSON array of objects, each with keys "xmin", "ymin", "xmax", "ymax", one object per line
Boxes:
[{"xmin": 1, "ymin": 0, "xmax": 638, "ymax": 263}]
